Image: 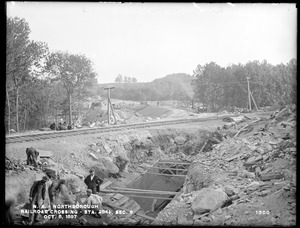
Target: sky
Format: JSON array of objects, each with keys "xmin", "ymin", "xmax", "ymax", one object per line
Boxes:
[{"xmin": 7, "ymin": 2, "xmax": 297, "ymax": 84}]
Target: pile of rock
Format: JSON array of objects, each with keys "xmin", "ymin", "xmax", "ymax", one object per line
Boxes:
[
  {"xmin": 5, "ymin": 157, "xmax": 25, "ymax": 171},
  {"xmin": 155, "ymin": 104, "xmax": 296, "ymax": 226},
  {"xmin": 86, "ymin": 141, "xmax": 131, "ymax": 178}
]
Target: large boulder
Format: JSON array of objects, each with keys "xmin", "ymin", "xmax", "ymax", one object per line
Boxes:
[
  {"xmin": 183, "ymin": 163, "xmax": 212, "ymax": 193},
  {"xmin": 113, "ymin": 145, "xmax": 130, "ymax": 162},
  {"xmin": 102, "ymin": 157, "xmax": 119, "ymax": 174},
  {"xmin": 191, "ymin": 188, "xmax": 228, "ymax": 214},
  {"xmin": 114, "ymin": 155, "xmax": 129, "ymax": 172},
  {"xmin": 37, "ymin": 149, "xmax": 53, "ymax": 159},
  {"xmin": 103, "ymin": 142, "xmax": 113, "ymax": 154},
  {"xmin": 40, "ymin": 158, "xmax": 58, "ymax": 169},
  {"xmin": 174, "ymin": 135, "xmax": 187, "ymax": 145}
]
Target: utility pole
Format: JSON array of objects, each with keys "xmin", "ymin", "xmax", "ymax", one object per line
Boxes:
[
  {"xmin": 250, "ymin": 90, "xmax": 259, "ymax": 111},
  {"xmin": 246, "ymin": 77, "xmax": 251, "ymax": 111},
  {"xmin": 104, "ymin": 87, "xmax": 115, "ymax": 125}
]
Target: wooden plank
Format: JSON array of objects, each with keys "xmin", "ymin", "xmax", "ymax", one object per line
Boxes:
[
  {"xmin": 176, "ymin": 164, "xmax": 188, "ymax": 170},
  {"xmin": 199, "ymin": 140, "xmax": 208, "ymax": 153},
  {"xmin": 127, "ymin": 202, "xmax": 138, "ymax": 212},
  {"xmin": 123, "ymin": 199, "xmax": 136, "ymax": 210},
  {"xmin": 157, "ymin": 161, "xmax": 191, "ymax": 165},
  {"xmin": 111, "ymin": 193, "xmax": 124, "ymax": 200},
  {"xmin": 107, "ymin": 187, "xmax": 179, "ymax": 195},
  {"xmin": 151, "ymin": 199, "xmax": 157, "ymax": 212},
  {"xmin": 134, "ymin": 211, "xmax": 155, "ymax": 222},
  {"xmin": 234, "ymin": 124, "xmax": 249, "ymax": 138},
  {"xmin": 173, "ymin": 188, "xmax": 183, "ymax": 200},
  {"xmin": 106, "ymin": 202, "xmax": 156, "ymax": 221},
  {"xmin": 122, "ymin": 194, "xmax": 174, "ymax": 200},
  {"xmin": 161, "ymin": 169, "xmax": 170, "ymax": 175},
  {"xmin": 100, "ymin": 181, "xmax": 112, "ymax": 190},
  {"xmin": 164, "ymin": 168, "xmax": 175, "ymax": 175},
  {"xmin": 37, "ymin": 149, "xmax": 53, "ymax": 158},
  {"xmin": 115, "ymin": 196, "xmax": 129, "ymax": 206},
  {"xmin": 122, "ymin": 198, "xmax": 134, "ymax": 208},
  {"xmin": 103, "ymin": 190, "xmax": 178, "ymax": 196},
  {"xmin": 102, "ymin": 190, "xmax": 176, "ymax": 200},
  {"xmin": 146, "ymin": 172, "xmax": 186, "ymax": 177}
]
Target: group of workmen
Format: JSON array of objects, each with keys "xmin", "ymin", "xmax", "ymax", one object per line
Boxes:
[
  {"xmin": 5, "ymin": 146, "xmax": 105, "ymax": 225},
  {"xmin": 7, "ymin": 169, "xmax": 104, "ymax": 225}
]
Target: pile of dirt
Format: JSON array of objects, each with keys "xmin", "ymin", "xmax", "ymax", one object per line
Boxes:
[{"xmin": 155, "ymin": 104, "xmax": 296, "ymax": 226}]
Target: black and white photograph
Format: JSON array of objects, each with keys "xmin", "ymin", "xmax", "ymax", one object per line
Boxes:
[{"xmin": 5, "ymin": 2, "xmax": 296, "ymax": 226}]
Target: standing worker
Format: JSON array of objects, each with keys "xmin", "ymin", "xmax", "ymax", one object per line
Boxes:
[
  {"xmin": 28, "ymin": 176, "xmax": 49, "ymax": 225},
  {"xmin": 84, "ymin": 169, "xmax": 103, "ymax": 194}
]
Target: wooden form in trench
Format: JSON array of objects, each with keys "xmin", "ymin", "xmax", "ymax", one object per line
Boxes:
[{"xmin": 101, "ymin": 160, "xmax": 190, "ymax": 222}]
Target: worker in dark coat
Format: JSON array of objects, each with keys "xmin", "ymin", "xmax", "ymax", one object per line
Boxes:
[
  {"xmin": 84, "ymin": 169, "xmax": 103, "ymax": 194},
  {"xmin": 28, "ymin": 176, "xmax": 49, "ymax": 225},
  {"xmin": 26, "ymin": 147, "xmax": 39, "ymax": 167}
]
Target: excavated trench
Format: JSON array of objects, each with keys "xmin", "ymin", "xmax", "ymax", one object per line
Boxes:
[
  {"xmin": 121, "ymin": 128, "xmax": 223, "ymax": 221},
  {"xmin": 126, "ymin": 161, "xmax": 188, "ymax": 218},
  {"xmin": 102, "ymin": 127, "xmax": 223, "ymax": 222}
]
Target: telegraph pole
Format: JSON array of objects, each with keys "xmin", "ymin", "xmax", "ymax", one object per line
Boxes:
[
  {"xmin": 104, "ymin": 87, "xmax": 115, "ymax": 125},
  {"xmin": 246, "ymin": 77, "xmax": 251, "ymax": 111}
]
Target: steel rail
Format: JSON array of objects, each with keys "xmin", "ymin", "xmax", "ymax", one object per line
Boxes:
[{"xmin": 5, "ymin": 115, "xmax": 230, "ymax": 144}]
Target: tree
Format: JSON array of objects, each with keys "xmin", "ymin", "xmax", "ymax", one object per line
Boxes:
[
  {"xmin": 115, "ymin": 74, "xmax": 123, "ymax": 83},
  {"xmin": 192, "ymin": 65, "xmax": 205, "ymax": 104},
  {"xmin": 192, "ymin": 63, "xmax": 225, "ymax": 110},
  {"xmin": 123, "ymin": 76, "xmax": 129, "ymax": 83},
  {"xmin": 6, "ymin": 17, "xmax": 49, "ymax": 132},
  {"xmin": 46, "ymin": 51, "xmax": 97, "ymax": 126},
  {"xmin": 192, "ymin": 59, "xmax": 297, "ymax": 111},
  {"xmin": 132, "ymin": 77, "xmax": 138, "ymax": 83}
]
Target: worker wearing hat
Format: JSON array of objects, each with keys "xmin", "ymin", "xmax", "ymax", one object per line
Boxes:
[
  {"xmin": 28, "ymin": 176, "xmax": 49, "ymax": 225},
  {"xmin": 84, "ymin": 169, "xmax": 103, "ymax": 194},
  {"xmin": 84, "ymin": 189, "xmax": 103, "ymax": 218}
]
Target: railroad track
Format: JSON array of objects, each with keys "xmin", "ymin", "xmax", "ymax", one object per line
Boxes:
[{"xmin": 5, "ymin": 116, "xmax": 228, "ymax": 144}]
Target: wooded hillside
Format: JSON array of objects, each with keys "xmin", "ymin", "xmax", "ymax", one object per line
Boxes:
[{"xmin": 97, "ymin": 73, "xmax": 195, "ymax": 102}]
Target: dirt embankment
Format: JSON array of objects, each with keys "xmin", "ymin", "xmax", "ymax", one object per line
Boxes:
[{"xmin": 5, "ymin": 124, "xmax": 220, "ymax": 208}]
